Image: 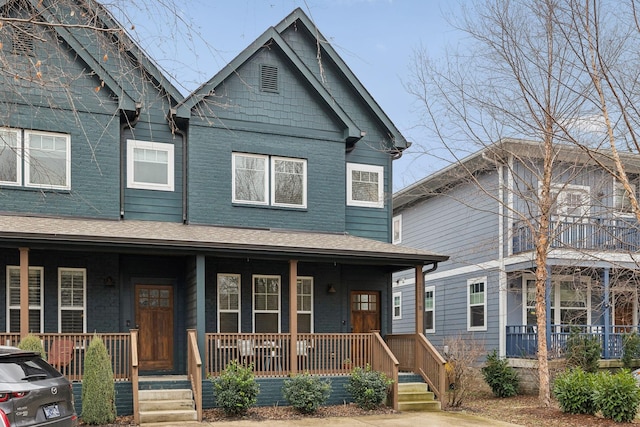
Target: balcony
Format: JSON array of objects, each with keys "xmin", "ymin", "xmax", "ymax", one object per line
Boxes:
[
  {"xmin": 506, "ymin": 325, "xmax": 636, "ymax": 359},
  {"xmin": 513, "ymin": 216, "xmax": 640, "ymax": 254}
]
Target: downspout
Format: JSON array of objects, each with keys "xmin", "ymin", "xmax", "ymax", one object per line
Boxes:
[
  {"xmin": 168, "ymin": 109, "xmax": 187, "ymax": 224},
  {"xmin": 120, "ymin": 104, "xmax": 141, "ymax": 219},
  {"xmin": 422, "ymin": 262, "xmax": 439, "ymax": 275}
]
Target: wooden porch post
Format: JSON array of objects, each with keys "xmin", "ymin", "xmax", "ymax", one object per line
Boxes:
[
  {"xmin": 415, "ymin": 265, "xmax": 424, "ymax": 373},
  {"xmin": 289, "ymin": 260, "xmax": 298, "ymax": 375},
  {"xmin": 19, "ymin": 247, "xmax": 29, "ymax": 338}
]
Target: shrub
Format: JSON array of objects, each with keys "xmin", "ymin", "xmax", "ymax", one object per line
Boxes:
[
  {"xmin": 17, "ymin": 334, "xmax": 45, "ymax": 358},
  {"xmin": 621, "ymin": 333, "xmax": 640, "ymax": 368},
  {"xmin": 344, "ymin": 364, "xmax": 392, "ymax": 410},
  {"xmin": 552, "ymin": 367, "xmax": 597, "ymax": 415},
  {"xmin": 481, "ymin": 349, "xmax": 519, "ymax": 397},
  {"xmin": 564, "ymin": 328, "xmax": 601, "ymax": 373},
  {"xmin": 212, "ymin": 360, "xmax": 259, "ymax": 416},
  {"xmin": 442, "ymin": 335, "xmax": 485, "ymax": 407},
  {"xmin": 593, "ymin": 369, "xmax": 640, "ymax": 423},
  {"xmin": 81, "ymin": 335, "xmax": 116, "ymax": 425},
  {"xmin": 282, "ymin": 372, "xmax": 331, "ymax": 414}
]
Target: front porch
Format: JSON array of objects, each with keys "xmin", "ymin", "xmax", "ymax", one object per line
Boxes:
[{"xmin": 1, "ymin": 330, "xmax": 445, "ymax": 419}]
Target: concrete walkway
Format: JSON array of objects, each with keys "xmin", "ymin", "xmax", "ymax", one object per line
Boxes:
[{"xmin": 168, "ymin": 411, "xmax": 522, "ymax": 426}]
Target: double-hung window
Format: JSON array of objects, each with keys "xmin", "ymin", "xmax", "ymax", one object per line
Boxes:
[
  {"xmin": 425, "ymin": 286, "xmax": 435, "ymax": 333},
  {"xmin": 217, "ymin": 274, "xmax": 241, "ymax": 333},
  {"xmin": 392, "ymin": 215, "xmax": 402, "ymax": 244},
  {"xmin": 614, "ymin": 180, "xmax": 636, "ymax": 215},
  {"xmin": 232, "ymin": 153, "xmax": 306, "ymax": 208},
  {"xmin": 347, "ymin": 163, "xmax": 384, "ymax": 208},
  {"xmin": 297, "ymin": 277, "xmax": 313, "ymax": 333},
  {"xmin": 6, "ymin": 266, "xmax": 43, "ymax": 333},
  {"xmin": 392, "ymin": 291, "xmax": 402, "ymax": 320},
  {"xmin": 523, "ymin": 276, "xmax": 590, "ymax": 327},
  {"xmin": 468, "ymin": 277, "xmax": 487, "ymax": 331},
  {"xmin": 59, "ymin": 268, "xmax": 86, "ymax": 333},
  {"xmin": 253, "ymin": 275, "xmax": 280, "ymax": 333},
  {"xmin": 127, "ymin": 140, "xmax": 174, "ymax": 191},
  {"xmin": 0, "ymin": 128, "xmax": 71, "ymax": 190}
]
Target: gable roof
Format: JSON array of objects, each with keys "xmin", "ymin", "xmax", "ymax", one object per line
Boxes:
[
  {"xmin": 394, "ymin": 138, "xmax": 640, "ymax": 210},
  {"xmin": 0, "ymin": 214, "xmax": 448, "ymax": 270},
  {"xmin": 2, "ymin": 0, "xmax": 188, "ymax": 117},
  {"xmin": 275, "ymin": 8, "xmax": 409, "ymax": 151}
]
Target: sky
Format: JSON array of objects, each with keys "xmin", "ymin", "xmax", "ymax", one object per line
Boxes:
[{"xmin": 117, "ymin": 0, "xmax": 464, "ymax": 191}]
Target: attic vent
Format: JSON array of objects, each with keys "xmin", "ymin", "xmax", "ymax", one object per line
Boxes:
[
  {"xmin": 11, "ymin": 23, "xmax": 35, "ymax": 56},
  {"xmin": 260, "ymin": 64, "xmax": 279, "ymax": 93}
]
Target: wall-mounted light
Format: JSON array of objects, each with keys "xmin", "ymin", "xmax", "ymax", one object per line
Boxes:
[
  {"xmin": 104, "ymin": 276, "xmax": 115, "ymax": 287},
  {"xmin": 327, "ymin": 284, "xmax": 337, "ymax": 294}
]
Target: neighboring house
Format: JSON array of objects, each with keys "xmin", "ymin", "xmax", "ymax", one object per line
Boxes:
[
  {"xmin": 0, "ymin": 1, "xmax": 448, "ymax": 417},
  {"xmin": 392, "ymin": 138, "xmax": 640, "ymax": 361}
]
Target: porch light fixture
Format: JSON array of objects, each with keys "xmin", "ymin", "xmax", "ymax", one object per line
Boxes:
[
  {"xmin": 104, "ymin": 276, "xmax": 115, "ymax": 287},
  {"xmin": 327, "ymin": 284, "xmax": 337, "ymax": 294}
]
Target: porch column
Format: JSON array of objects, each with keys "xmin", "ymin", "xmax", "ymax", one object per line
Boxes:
[
  {"xmin": 545, "ymin": 265, "xmax": 552, "ymax": 352},
  {"xmin": 603, "ymin": 268, "xmax": 610, "ymax": 359},
  {"xmin": 19, "ymin": 247, "xmax": 29, "ymax": 338},
  {"xmin": 289, "ymin": 260, "xmax": 298, "ymax": 374}
]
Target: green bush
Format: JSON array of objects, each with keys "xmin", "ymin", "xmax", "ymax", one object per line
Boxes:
[
  {"xmin": 564, "ymin": 328, "xmax": 601, "ymax": 373},
  {"xmin": 344, "ymin": 365, "xmax": 393, "ymax": 410},
  {"xmin": 81, "ymin": 335, "xmax": 116, "ymax": 425},
  {"xmin": 481, "ymin": 349, "xmax": 519, "ymax": 398},
  {"xmin": 212, "ymin": 360, "xmax": 259, "ymax": 416},
  {"xmin": 17, "ymin": 334, "xmax": 45, "ymax": 358},
  {"xmin": 552, "ymin": 368, "xmax": 597, "ymax": 415},
  {"xmin": 282, "ymin": 372, "xmax": 331, "ymax": 414},
  {"xmin": 593, "ymin": 370, "xmax": 640, "ymax": 423},
  {"xmin": 621, "ymin": 333, "xmax": 640, "ymax": 368}
]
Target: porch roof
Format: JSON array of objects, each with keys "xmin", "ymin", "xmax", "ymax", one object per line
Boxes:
[{"xmin": 0, "ymin": 214, "xmax": 448, "ymax": 270}]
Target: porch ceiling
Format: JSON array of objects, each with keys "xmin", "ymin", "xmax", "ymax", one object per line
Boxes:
[{"xmin": 0, "ymin": 214, "xmax": 448, "ymax": 270}]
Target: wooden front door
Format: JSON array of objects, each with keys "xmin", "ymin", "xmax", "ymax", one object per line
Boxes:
[
  {"xmin": 136, "ymin": 285, "xmax": 174, "ymax": 371},
  {"xmin": 613, "ymin": 291, "xmax": 636, "ymax": 333},
  {"xmin": 351, "ymin": 291, "xmax": 381, "ymax": 333}
]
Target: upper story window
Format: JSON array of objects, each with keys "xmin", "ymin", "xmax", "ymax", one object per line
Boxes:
[
  {"xmin": 468, "ymin": 277, "xmax": 487, "ymax": 331},
  {"xmin": 549, "ymin": 183, "xmax": 590, "ymax": 221},
  {"xmin": 392, "ymin": 215, "xmax": 402, "ymax": 244},
  {"xmin": 232, "ymin": 153, "xmax": 307, "ymax": 208},
  {"xmin": 347, "ymin": 163, "xmax": 383, "ymax": 208},
  {"xmin": 127, "ymin": 140, "xmax": 174, "ymax": 191},
  {"xmin": 59, "ymin": 268, "xmax": 86, "ymax": 333},
  {"xmin": 614, "ymin": 180, "xmax": 636, "ymax": 215},
  {"xmin": 0, "ymin": 128, "xmax": 71, "ymax": 190}
]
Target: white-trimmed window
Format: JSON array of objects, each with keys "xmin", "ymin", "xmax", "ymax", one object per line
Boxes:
[
  {"xmin": 253, "ymin": 275, "xmax": 280, "ymax": 333},
  {"xmin": 392, "ymin": 291, "xmax": 402, "ymax": 320},
  {"xmin": 425, "ymin": 286, "xmax": 435, "ymax": 333},
  {"xmin": 347, "ymin": 163, "xmax": 384, "ymax": 208},
  {"xmin": 218, "ymin": 273, "xmax": 241, "ymax": 333},
  {"xmin": 6, "ymin": 266, "xmax": 43, "ymax": 333},
  {"xmin": 233, "ymin": 153, "xmax": 307, "ymax": 208},
  {"xmin": 392, "ymin": 215, "xmax": 402, "ymax": 244},
  {"xmin": 59, "ymin": 268, "xmax": 86, "ymax": 333},
  {"xmin": 297, "ymin": 277, "xmax": 313, "ymax": 333},
  {"xmin": 0, "ymin": 128, "xmax": 21, "ymax": 186},
  {"xmin": 127, "ymin": 140, "xmax": 174, "ymax": 191},
  {"xmin": 614, "ymin": 180, "xmax": 636, "ymax": 215},
  {"xmin": 25, "ymin": 130, "xmax": 70, "ymax": 190},
  {"xmin": 549, "ymin": 183, "xmax": 590, "ymax": 220},
  {"xmin": 467, "ymin": 277, "xmax": 487, "ymax": 331},
  {"xmin": 523, "ymin": 276, "xmax": 591, "ymax": 326}
]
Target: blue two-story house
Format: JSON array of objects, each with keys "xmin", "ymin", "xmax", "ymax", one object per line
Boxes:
[
  {"xmin": 393, "ymin": 139, "xmax": 640, "ymax": 365},
  {"xmin": 0, "ymin": 1, "xmax": 448, "ymax": 419}
]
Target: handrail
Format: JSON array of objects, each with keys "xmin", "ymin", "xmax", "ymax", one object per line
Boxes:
[
  {"xmin": 130, "ymin": 329, "xmax": 139, "ymax": 426},
  {"xmin": 187, "ymin": 329, "xmax": 203, "ymax": 422},
  {"xmin": 415, "ymin": 333, "xmax": 446, "ymax": 401},
  {"xmin": 371, "ymin": 332, "xmax": 399, "ymax": 410}
]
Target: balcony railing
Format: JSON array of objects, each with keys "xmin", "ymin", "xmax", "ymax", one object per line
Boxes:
[
  {"xmin": 513, "ymin": 216, "xmax": 640, "ymax": 254},
  {"xmin": 506, "ymin": 325, "xmax": 638, "ymax": 359}
]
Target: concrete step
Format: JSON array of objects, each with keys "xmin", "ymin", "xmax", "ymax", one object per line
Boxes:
[
  {"xmin": 139, "ymin": 409, "xmax": 198, "ymax": 424},
  {"xmin": 398, "ymin": 400, "xmax": 441, "ymax": 411},
  {"xmin": 398, "ymin": 382, "xmax": 429, "ymax": 393},
  {"xmin": 398, "ymin": 390, "xmax": 435, "ymax": 402},
  {"xmin": 139, "ymin": 398, "xmax": 194, "ymax": 411},
  {"xmin": 140, "ymin": 423, "xmax": 202, "ymax": 427},
  {"xmin": 139, "ymin": 388, "xmax": 192, "ymax": 401}
]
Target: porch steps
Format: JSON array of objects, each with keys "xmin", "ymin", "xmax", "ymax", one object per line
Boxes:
[
  {"xmin": 397, "ymin": 382, "xmax": 441, "ymax": 412},
  {"xmin": 137, "ymin": 376, "xmax": 198, "ymax": 425}
]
